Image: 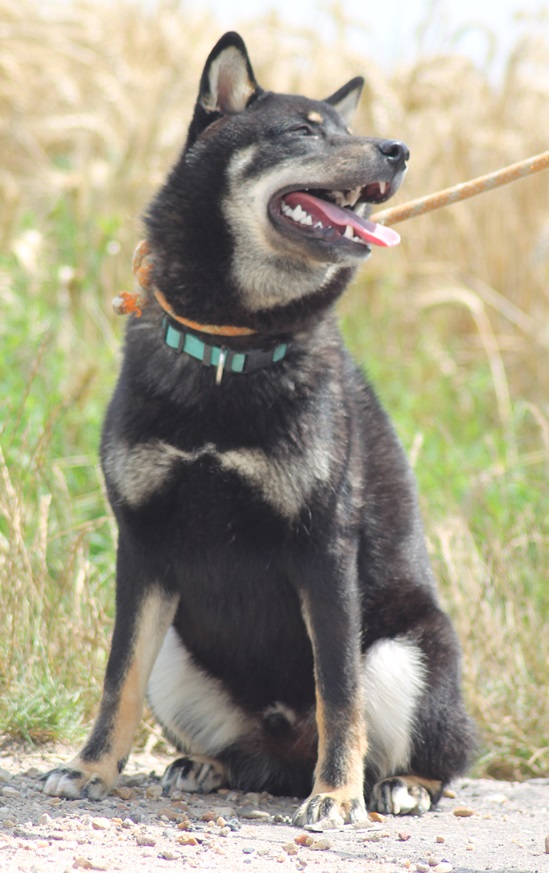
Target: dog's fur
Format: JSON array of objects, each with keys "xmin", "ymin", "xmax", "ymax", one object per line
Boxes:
[{"xmin": 43, "ymin": 32, "xmax": 474, "ymax": 824}]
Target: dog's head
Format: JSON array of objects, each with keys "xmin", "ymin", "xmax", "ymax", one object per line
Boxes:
[{"xmin": 146, "ymin": 32, "xmax": 408, "ymax": 332}]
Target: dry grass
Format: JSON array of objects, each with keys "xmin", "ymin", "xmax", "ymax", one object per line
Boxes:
[{"xmin": 1, "ymin": 0, "xmax": 548, "ymax": 774}]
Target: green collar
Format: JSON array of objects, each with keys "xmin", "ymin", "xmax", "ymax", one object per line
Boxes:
[{"xmin": 162, "ymin": 317, "xmax": 289, "ymax": 384}]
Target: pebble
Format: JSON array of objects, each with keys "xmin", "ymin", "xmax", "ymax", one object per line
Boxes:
[
  {"xmin": 398, "ymin": 831, "xmax": 411, "ymax": 841},
  {"xmin": 436, "ymin": 835, "xmax": 446, "ymax": 843},
  {"xmin": 239, "ymin": 806, "xmax": 271, "ymax": 820},
  {"xmin": 442, "ymin": 788, "xmax": 456, "ymax": 799},
  {"xmin": 176, "ymin": 835, "xmax": 199, "ymax": 846},
  {"xmin": 416, "ymin": 864, "xmax": 430, "ymax": 873},
  {"xmin": 112, "ymin": 786, "xmax": 134, "ymax": 800},
  {"xmin": 427, "ymin": 855, "xmax": 441, "ymax": 866},
  {"xmin": 38, "ymin": 812, "xmax": 54, "ymax": 826},
  {"xmin": 26, "ymin": 767, "xmax": 41, "ymax": 778},
  {"xmin": 0, "ymin": 769, "xmax": 11, "ymax": 782},
  {"xmin": 91, "ymin": 817, "xmax": 111, "ymax": 831},
  {"xmin": 135, "ymin": 833, "xmax": 156, "ymax": 847},
  {"xmin": 545, "ymin": 835, "xmax": 549, "ymax": 853},
  {"xmin": 145, "ymin": 784, "xmax": 162, "ymax": 799},
  {"xmin": 368, "ymin": 811, "xmax": 385, "ymax": 823},
  {"xmin": 1, "ymin": 786, "xmax": 21, "ymax": 797},
  {"xmin": 309, "ymin": 838, "xmax": 332, "ymax": 851},
  {"xmin": 283, "ymin": 842, "xmax": 298, "ymax": 855},
  {"xmin": 158, "ymin": 850, "xmax": 178, "ymax": 860},
  {"xmin": 433, "ymin": 864, "xmax": 452, "ymax": 873},
  {"xmin": 453, "ymin": 806, "xmax": 474, "ymax": 817}
]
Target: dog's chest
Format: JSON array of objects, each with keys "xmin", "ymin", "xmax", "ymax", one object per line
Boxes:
[{"xmin": 103, "ymin": 399, "xmax": 337, "ymax": 522}]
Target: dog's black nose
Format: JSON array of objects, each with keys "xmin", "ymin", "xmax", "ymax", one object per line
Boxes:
[{"xmin": 378, "ymin": 140, "xmax": 410, "ymax": 168}]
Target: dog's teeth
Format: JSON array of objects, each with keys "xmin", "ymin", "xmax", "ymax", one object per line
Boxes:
[
  {"xmin": 314, "ymin": 221, "xmax": 323, "ymax": 229},
  {"xmin": 300, "ymin": 214, "xmax": 313, "ymax": 226},
  {"xmin": 378, "ymin": 181, "xmax": 387, "ymax": 195},
  {"xmin": 343, "ymin": 225, "xmax": 354, "ymax": 239}
]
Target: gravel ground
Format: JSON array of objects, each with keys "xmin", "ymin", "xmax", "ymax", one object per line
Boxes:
[{"xmin": 0, "ymin": 747, "xmax": 548, "ymax": 873}]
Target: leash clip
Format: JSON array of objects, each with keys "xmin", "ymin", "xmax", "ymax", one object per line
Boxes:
[{"xmin": 215, "ymin": 348, "xmax": 227, "ymax": 385}]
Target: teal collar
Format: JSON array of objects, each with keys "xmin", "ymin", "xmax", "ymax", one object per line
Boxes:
[{"xmin": 162, "ymin": 317, "xmax": 289, "ymax": 384}]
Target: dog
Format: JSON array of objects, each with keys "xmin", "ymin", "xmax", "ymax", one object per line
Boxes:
[{"xmin": 42, "ymin": 31, "xmax": 474, "ymax": 825}]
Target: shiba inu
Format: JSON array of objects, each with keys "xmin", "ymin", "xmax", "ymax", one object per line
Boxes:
[{"xmin": 42, "ymin": 31, "xmax": 473, "ymax": 825}]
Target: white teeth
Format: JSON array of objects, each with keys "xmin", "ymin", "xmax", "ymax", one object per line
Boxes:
[
  {"xmin": 343, "ymin": 225, "xmax": 354, "ymax": 239},
  {"xmin": 281, "ymin": 198, "xmax": 317, "ymax": 228},
  {"xmin": 378, "ymin": 181, "xmax": 387, "ymax": 195}
]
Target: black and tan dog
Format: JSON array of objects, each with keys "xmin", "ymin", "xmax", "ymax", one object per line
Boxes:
[{"xmin": 43, "ymin": 32, "xmax": 474, "ymax": 824}]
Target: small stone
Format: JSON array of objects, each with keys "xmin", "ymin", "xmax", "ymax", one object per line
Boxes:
[
  {"xmin": 398, "ymin": 832, "xmax": 412, "ymax": 841},
  {"xmin": 217, "ymin": 817, "xmax": 227, "ymax": 827},
  {"xmin": 25, "ymin": 767, "xmax": 41, "ymax": 779},
  {"xmin": 1, "ymin": 786, "xmax": 21, "ymax": 797},
  {"xmin": 177, "ymin": 835, "xmax": 199, "ymax": 846},
  {"xmin": 135, "ymin": 833, "xmax": 156, "ymax": 847},
  {"xmin": 295, "ymin": 834, "xmax": 314, "ymax": 846},
  {"xmin": 200, "ymin": 810, "xmax": 217, "ymax": 822},
  {"xmin": 309, "ymin": 838, "xmax": 332, "ymax": 851},
  {"xmin": 242, "ymin": 847, "xmax": 255, "ymax": 854},
  {"xmin": 121, "ymin": 818, "xmax": 134, "ymax": 829},
  {"xmin": 453, "ymin": 806, "xmax": 474, "ymax": 817},
  {"xmin": 433, "ymin": 864, "xmax": 453, "ymax": 873},
  {"xmin": 73, "ymin": 858, "xmax": 93, "ymax": 870},
  {"xmin": 485, "ymin": 793, "xmax": 508, "ymax": 804},
  {"xmin": 277, "ymin": 854, "xmax": 286, "ymax": 863},
  {"xmin": 442, "ymin": 788, "xmax": 456, "ymax": 799},
  {"xmin": 283, "ymin": 842, "xmax": 298, "ymax": 855},
  {"xmin": 0, "ymin": 768, "xmax": 11, "ymax": 782},
  {"xmin": 145, "ymin": 784, "xmax": 162, "ymax": 799},
  {"xmin": 427, "ymin": 856, "xmax": 440, "ymax": 866},
  {"xmin": 91, "ymin": 817, "xmax": 111, "ymax": 831},
  {"xmin": 38, "ymin": 812, "xmax": 53, "ymax": 826},
  {"xmin": 240, "ymin": 806, "xmax": 271, "ymax": 820},
  {"xmin": 368, "ymin": 811, "xmax": 385, "ymax": 823},
  {"xmin": 158, "ymin": 850, "xmax": 178, "ymax": 860},
  {"xmin": 545, "ymin": 835, "xmax": 549, "ymax": 854},
  {"xmin": 219, "ymin": 826, "xmax": 231, "ymax": 836},
  {"xmin": 112, "ymin": 786, "xmax": 134, "ymax": 800},
  {"xmin": 436, "ymin": 836, "xmax": 446, "ymax": 844},
  {"xmin": 158, "ymin": 806, "xmax": 184, "ymax": 821},
  {"xmin": 416, "ymin": 864, "xmax": 430, "ymax": 873},
  {"xmin": 176, "ymin": 816, "xmax": 191, "ymax": 830}
]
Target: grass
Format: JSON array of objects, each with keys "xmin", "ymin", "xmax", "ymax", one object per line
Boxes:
[{"xmin": 1, "ymin": 0, "xmax": 548, "ymax": 778}]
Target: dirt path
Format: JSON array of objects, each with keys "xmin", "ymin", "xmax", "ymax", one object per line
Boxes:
[{"xmin": 0, "ymin": 747, "xmax": 547, "ymax": 872}]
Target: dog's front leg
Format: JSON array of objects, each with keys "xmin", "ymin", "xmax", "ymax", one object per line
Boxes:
[
  {"xmin": 294, "ymin": 568, "xmax": 367, "ymax": 826},
  {"xmin": 43, "ymin": 546, "xmax": 178, "ymax": 800}
]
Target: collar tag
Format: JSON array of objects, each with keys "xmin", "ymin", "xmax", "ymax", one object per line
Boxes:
[{"xmin": 215, "ymin": 348, "xmax": 227, "ymax": 385}]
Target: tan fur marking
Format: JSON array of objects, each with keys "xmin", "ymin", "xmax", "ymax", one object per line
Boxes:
[
  {"xmin": 307, "ymin": 111, "xmax": 323, "ymax": 124},
  {"xmin": 65, "ymin": 590, "xmax": 178, "ymax": 793}
]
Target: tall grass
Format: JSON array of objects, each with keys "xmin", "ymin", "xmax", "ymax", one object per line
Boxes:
[{"xmin": 1, "ymin": 0, "xmax": 548, "ymax": 776}]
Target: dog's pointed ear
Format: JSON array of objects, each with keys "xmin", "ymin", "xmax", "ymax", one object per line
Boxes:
[
  {"xmin": 198, "ymin": 32, "xmax": 260, "ymax": 116},
  {"xmin": 324, "ymin": 76, "xmax": 364, "ymax": 126}
]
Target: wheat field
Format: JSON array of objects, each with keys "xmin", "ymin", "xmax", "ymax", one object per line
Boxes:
[{"xmin": 1, "ymin": 0, "xmax": 548, "ymax": 778}]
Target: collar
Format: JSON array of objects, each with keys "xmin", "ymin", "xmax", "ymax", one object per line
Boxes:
[{"xmin": 161, "ymin": 317, "xmax": 289, "ymax": 385}]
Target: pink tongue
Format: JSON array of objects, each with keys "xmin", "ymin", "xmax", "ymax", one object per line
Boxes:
[{"xmin": 284, "ymin": 191, "xmax": 400, "ymax": 247}]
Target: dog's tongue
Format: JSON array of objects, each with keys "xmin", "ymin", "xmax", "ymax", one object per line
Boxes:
[{"xmin": 284, "ymin": 191, "xmax": 400, "ymax": 247}]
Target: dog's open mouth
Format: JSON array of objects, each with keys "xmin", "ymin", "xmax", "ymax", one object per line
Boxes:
[{"xmin": 271, "ymin": 183, "xmax": 400, "ymax": 249}]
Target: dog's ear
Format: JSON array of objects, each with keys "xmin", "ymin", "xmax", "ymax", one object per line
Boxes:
[
  {"xmin": 186, "ymin": 33, "xmax": 261, "ymax": 146},
  {"xmin": 324, "ymin": 77, "xmax": 364, "ymax": 126},
  {"xmin": 201, "ymin": 32, "xmax": 260, "ymax": 111}
]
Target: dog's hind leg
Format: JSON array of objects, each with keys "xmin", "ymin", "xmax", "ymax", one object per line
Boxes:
[
  {"xmin": 364, "ymin": 617, "xmax": 474, "ymax": 815},
  {"xmin": 42, "ymin": 544, "xmax": 178, "ymax": 800}
]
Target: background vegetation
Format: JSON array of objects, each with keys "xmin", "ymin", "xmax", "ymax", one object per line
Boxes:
[{"xmin": 1, "ymin": 0, "xmax": 548, "ymax": 778}]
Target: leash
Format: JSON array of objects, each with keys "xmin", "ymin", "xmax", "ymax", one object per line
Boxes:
[{"xmin": 372, "ymin": 150, "xmax": 549, "ymax": 227}]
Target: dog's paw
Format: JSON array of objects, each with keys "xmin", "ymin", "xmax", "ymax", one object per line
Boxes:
[
  {"xmin": 370, "ymin": 777, "xmax": 431, "ymax": 816},
  {"xmin": 293, "ymin": 792, "xmax": 367, "ymax": 827},
  {"xmin": 41, "ymin": 760, "xmax": 117, "ymax": 801},
  {"xmin": 161, "ymin": 756, "xmax": 227, "ymax": 795}
]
